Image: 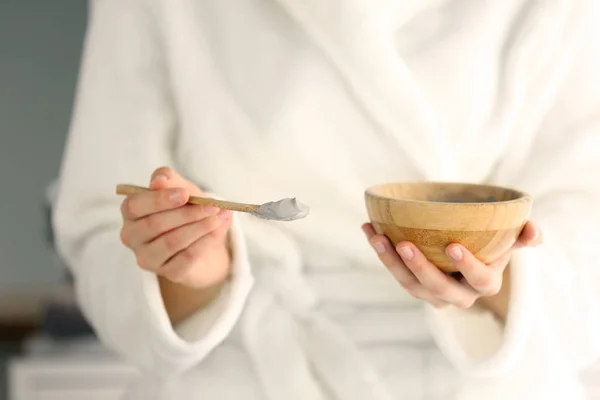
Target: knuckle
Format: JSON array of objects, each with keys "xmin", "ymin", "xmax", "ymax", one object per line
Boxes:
[
  {"xmin": 407, "ymin": 260, "xmax": 424, "ymax": 272},
  {"xmin": 409, "ymin": 291, "xmax": 422, "ymax": 300},
  {"xmin": 145, "ymin": 214, "xmax": 164, "ymax": 232},
  {"xmin": 380, "ymin": 253, "xmax": 396, "ymax": 267},
  {"xmin": 160, "ymin": 190, "xmax": 173, "ymax": 208},
  {"xmin": 455, "ymin": 298, "xmax": 476, "ymax": 309},
  {"xmin": 429, "ymin": 284, "xmax": 449, "ymax": 298},
  {"xmin": 119, "ymin": 227, "xmax": 131, "ymax": 246},
  {"xmin": 164, "ymin": 231, "xmax": 183, "ymax": 251},
  {"xmin": 470, "ymin": 275, "xmax": 500, "ymax": 295},
  {"xmin": 402, "ymin": 280, "xmax": 420, "ymax": 292},
  {"xmin": 186, "ymin": 205, "xmax": 203, "ymax": 220},
  {"xmin": 408, "ymin": 287, "xmax": 425, "ymax": 300},
  {"xmin": 470, "ymin": 275, "xmax": 492, "ymax": 289},
  {"xmin": 153, "ymin": 166, "xmax": 173, "ymax": 178},
  {"xmin": 164, "ymin": 268, "xmax": 189, "ymax": 284},
  {"xmin": 136, "ymin": 253, "xmax": 152, "ymax": 271},
  {"xmin": 181, "ymin": 246, "xmax": 200, "ymax": 264},
  {"xmin": 377, "ymin": 254, "xmax": 388, "ymax": 266},
  {"xmin": 483, "ymin": 280, "xmax": 501, "ymax": 296},
  {"xmin": 121, "ymin": 198, "xmax": 136, "ymax": 218},
  {"xmin": 205, "ymin": 216, "xmax": 221, "ymax": 231}
]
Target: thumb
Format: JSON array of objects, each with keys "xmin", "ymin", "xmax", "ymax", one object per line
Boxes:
[
  {"xmin": 149, "ymin": 166, "xmax": 204, "ymax": 196},
  {"xmin": 514, "ymin": 221, "xmax": 543, "ymax": 249}
]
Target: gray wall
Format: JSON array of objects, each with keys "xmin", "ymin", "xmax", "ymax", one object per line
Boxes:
[{"xmin": 0, "ymin": 1, "xmax": 87, "ymax": 286}]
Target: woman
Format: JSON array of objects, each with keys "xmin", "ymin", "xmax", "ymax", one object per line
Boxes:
[{"xmin": 53, "ymin": 0, "xmax": 600, "ymax": 399}]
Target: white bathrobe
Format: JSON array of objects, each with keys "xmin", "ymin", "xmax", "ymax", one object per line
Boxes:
[{"xmin": 53, "ymin": 0, "xmax": 600, "ymax": 399}]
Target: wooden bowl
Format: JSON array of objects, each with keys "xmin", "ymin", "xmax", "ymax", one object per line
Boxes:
[{"xmin": 364, "ymin": 182, "xmax": 532, "ymax": 272}]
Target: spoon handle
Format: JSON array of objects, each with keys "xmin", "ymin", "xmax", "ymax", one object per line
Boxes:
[{"xmin": 115, "ymin": 184, "xmax": 260, "ymax": 214}]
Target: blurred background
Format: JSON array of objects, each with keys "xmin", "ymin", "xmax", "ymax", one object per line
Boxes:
[
  {"xmin": 1, "ymin": 2, "xmax": 600, "ymax": 400},
  {"xmin": 0, "ymin": 2, "xmax": 139, "ymax": 399}
]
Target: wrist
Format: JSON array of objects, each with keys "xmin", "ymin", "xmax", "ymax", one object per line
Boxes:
[
  {"xmin": 159, "ymin": 232, "xmax": 233, "ymax": 324},
  {"xmin": 476, "ymin": 265, "xmax": 511, "ymax": 322},
  {"xmin": 159, "ymin": 276, "xmax": 227, "ymax": 324}
]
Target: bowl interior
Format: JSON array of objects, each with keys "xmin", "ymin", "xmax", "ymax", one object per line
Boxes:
[{"xmin": 366, "ymin": 182, "xmax": 526, "ymax": 204}]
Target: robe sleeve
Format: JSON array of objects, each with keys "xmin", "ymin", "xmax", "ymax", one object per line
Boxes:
[
  {"xmin": 52, "ymin": 0, "xmax": 253, "ymax": 377},
  {"xmin": 424, "ymin": 9, "xmax": 600, "ymax": 383}
]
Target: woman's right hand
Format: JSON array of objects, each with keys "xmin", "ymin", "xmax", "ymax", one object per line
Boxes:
[{"xmin": 119, "ymin": 167, "xmax": 233, "ymax": 289}]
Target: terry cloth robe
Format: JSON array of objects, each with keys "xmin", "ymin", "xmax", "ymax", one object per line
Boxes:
[{"xmin": 53, "ymin": 0, "xmax": 600, "ymax": 399}]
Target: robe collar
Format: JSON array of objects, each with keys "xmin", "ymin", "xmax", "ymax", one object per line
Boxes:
[
  {"xmin": 274, "ymin": 0, "xmax": 459, "ymax": 181},
  {"xmin": 272, "ymin": 0, "xmax": 582, "ymax": 183}
]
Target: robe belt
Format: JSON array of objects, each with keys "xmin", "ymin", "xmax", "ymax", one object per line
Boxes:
[{"xmin": 241, "ymin": 266, "xmax": 398, "ymax": 400}]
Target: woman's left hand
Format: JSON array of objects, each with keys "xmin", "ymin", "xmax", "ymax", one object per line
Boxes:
[{"xmin": 362, "ymin": 221, "xmax": 543, "ymax": 309}]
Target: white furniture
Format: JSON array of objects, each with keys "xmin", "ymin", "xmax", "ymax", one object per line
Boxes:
[
  {"xmin": 8, "ymin": 335, "xmax": 140, "ymax": 400},
  {"xmin": 8, "ymin": 334, "xmax": 600, "ymax": 399}
]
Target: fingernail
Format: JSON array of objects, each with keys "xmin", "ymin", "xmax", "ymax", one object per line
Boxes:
[
  {"xmin": 532, "ymin": 225, "xmax": 541, "ymax": 242},
  {"xmin": 398, "ymin": 246, "xmax": 414, "ymax": 260},
  {"xmin": 372, "ymin": 241, "xmax": 386, "ymax": 254},
  {"xmin": 448, "ymin": 246, "xmax": 463, "ymax": 261},
  {"xmin": 218, "ymin": 210, "xmax": 232, "ymax": 220},
  {"xmin": 153, "ymin": 174, "xmax": 168, "ymax": 183},
  {"xmin": 169, "ymin": 188, "xmax": 183, "ymax": 203},
  {"xmin": 204, "ymin": 206, "xmax": 218, "ymax": 215}
]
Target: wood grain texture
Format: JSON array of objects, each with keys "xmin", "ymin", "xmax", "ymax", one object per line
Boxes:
[
  {"xmin": 365, "ymin": 182, "xmax": 532, "ymax": 272},
  {"xmin": 116, "ymin": 184, "xmax": 260, "ymax": 214}
]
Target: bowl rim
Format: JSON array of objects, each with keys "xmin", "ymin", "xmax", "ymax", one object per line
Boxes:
[{"xmin": 365, "ymin": 181, "xmax": 531, "ymax": 205}]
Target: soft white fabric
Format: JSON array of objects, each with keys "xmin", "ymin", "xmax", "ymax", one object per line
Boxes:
[{"xmin": 53, "ymin": 0, "xmax": 600, "ymax": 399}]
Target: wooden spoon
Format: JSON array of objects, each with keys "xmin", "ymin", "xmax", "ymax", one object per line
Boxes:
[{"xmin": 115, "ymin": 184, "xmax": 309, "ymax": 221}]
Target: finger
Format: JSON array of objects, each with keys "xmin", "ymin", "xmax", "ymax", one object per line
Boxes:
[
  {"xmin": 446, "ymin": 244, "xmax": 504, "ymax": 296},
  {"xmin": 123, "ymin": 204, "xmax": 220, "ymax": 247},
  {"xmin": 409, "ymin": 286, "xmax": 450, "ymax": 309},
  {"xmin": 396, "ymin": 242, "xmax": 479, "ymax": 309},
  {"xmin": 361, "ymin": 223, "xmax": 376, "ymax": 238},
  {"xmin": 160, "ymin": 229, "xmax": 232, "ymax": 285},
  {"xmin": 137, "ymin": 214, "xmax": 225, "ymax": 270},
  {"xmin": 121, "ymin": 188, "xmax": 189, "ymax": 221},
  {"xmin": 150, "ymin": 166, "xmax": 204, "ymax": 196},
  {"xmin": 514, "ymin": 221, "xmax": 543, "ymax": 248},
  {"xmin": 362, "ymin": 225, "xmax": 447, "ymax": 307},
  {"xmin": 362, "ymin": 226, "xmax": 420, "ymax": 290},
  {"xmin": 212, "ymin": 210, "xmax": 234, "ymax": 238}
]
